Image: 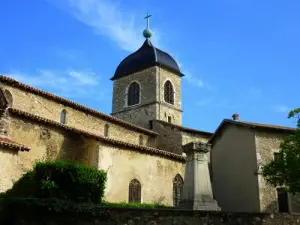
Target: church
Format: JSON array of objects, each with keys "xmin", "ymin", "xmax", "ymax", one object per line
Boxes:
[{"xmin": 0, "ymin": 15, "xmax": 299, "ymax": 214}]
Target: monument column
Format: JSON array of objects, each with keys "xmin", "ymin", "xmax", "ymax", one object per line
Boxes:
[{"xmin": 180, "ymin": 142, "xmax": 220, "ymax": 211}]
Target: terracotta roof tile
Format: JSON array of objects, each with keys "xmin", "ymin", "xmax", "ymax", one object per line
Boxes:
[
  {"xmin": 0, "ymin": 74, "xmax": 157, "ymax": 136},
  {"xmin": 0, "ymin": 136, "xmax": 30, "ymax": 151},
  {"xmin": 8, "ymin": 108, "xmax": 185, "ymax": 162}
]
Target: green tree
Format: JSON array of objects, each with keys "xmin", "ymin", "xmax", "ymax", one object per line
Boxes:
[{"xmin": 262, "ymin": 108, "xmax": 300, "ymax": 194}]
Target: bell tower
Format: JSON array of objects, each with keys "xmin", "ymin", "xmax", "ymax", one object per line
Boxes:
[{"xmin": 111, "ymin": 14, "xmax": 184, "ymax": 129}]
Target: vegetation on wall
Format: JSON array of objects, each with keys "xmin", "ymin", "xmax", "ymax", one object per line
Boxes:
[{"xmin": 262, "ymin": 108, "xmax": 300, "ymax": 194}]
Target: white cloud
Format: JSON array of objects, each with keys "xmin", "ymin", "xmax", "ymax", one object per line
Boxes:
[
  {"xmin": 7, "ymin": 69, "xmax": 104, "ymax": 100},
  {"xmin": 273, "ymin": 105, "xmax": 291, "ymax": 113},
  {"xmin": 184, "ymin": 72, "xmax": 204, "ymax": 88},
  {"xmin": 51, "ymin": 0, "xmax": 161, "ymax": 52}
]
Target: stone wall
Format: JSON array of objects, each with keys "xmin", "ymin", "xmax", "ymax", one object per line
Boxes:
[
  {"xmin": 151, "ymin": 120, "xmax": 211, "ymax": 156},
  {"xmin": 255, "ymin": 130, "xmax": 300, "ymax": 214},
  {"xmin": 2, "ymin": 84, "xmax": 156, "ymax": 147},
  {"xmin": 112, "ymin": 66, "xmax": 183, "ymax": 128},
  {"xmin": 6, "ymin": 207, "xmax": 300, "ymax": 225},
  {"xmin": 157, "ymin": 67, "xmax": 182, "ymax": 126},
  {"xmin": 1, "ymin": 114, "xmax": 185, "ymax": 206},
  {"xmin": 0, "ymin": 147, "xmax": 21, "ymax": 192}
]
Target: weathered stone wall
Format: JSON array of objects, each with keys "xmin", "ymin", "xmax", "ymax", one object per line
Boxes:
[
  {"xmin": 157, "ymin": 67, "xmax": 182, "ymax": 126},
  {"xmin": 7, "ymin": 208, "xmax": 300, "ymax": 225},
  {"xmin": 112, "ymin": 66, "xmax": 182, "ymax": 128},
  {"xmin": 98, "ymin": 144, "xmax": 184, "ymax": 205},
  {"xmin": 1, "ymin": 114, "xmax": 184, "ymax": 206},
  {"xmin": 112, "ymin": 103, "xmax": 157, "ymax": 130},
  {"xmin": 255, "ymin": 131, "xmax": 300, "ymax": 214},
  {"xmin": 112, "ymin": 67, "xmax": 157, "ymax": 113},
  {"xmin": 2, "ymin": 84, "xmax": 155, "ymax": 147},
  {"xmin": 211, "ymin": 125, "xmax": 260, "ymax": 213},
  {"xmin": 151, "ymin": 120, "xmax": 210, "ymax": 157},
  {"xmin": 0, "ymin": 147, "xmax": 21, "ymax": 192}
]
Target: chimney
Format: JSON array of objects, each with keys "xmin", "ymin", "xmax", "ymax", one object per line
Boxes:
[{"xmin": 232, "ymin": 113, "xmax": 239, "ymax": 121}]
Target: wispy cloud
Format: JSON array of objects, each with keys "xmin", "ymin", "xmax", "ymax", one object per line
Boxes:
[
  {"xmin": 184, "ymin": 72, "xmax": 204, "ymax": 88},
  {"xmin": 7, "ymin": 69, "xmax": 105, "ymax": 100},
  {"xmin": 273, "ymin": 105, "xmax": 291, "ymax": 113},
  {"xmin": 51, "ymin": 0, "xmax": 161, "ymax": 52}
]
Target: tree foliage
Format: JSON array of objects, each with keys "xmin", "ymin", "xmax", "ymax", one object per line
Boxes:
[
  {"xmin": 262, "ymin": 108, "xmax": 300, "ymax": 194},
  {"xmin": 2, "ymin": 160, "xmax": 107, "ymax": 204}
]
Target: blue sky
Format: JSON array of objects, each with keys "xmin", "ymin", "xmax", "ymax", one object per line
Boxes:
[{"xmin": 0, "ymin": 0, "xmax": 299, "ymax": 132}]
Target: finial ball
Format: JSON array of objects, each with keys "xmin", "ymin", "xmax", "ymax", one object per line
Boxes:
[{"xmin": 143, "ymin": 29, "xmax": 152, "ymax": 38}]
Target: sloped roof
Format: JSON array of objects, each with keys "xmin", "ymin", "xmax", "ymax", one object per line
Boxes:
[
  {"xmin": 111, "ymin": 39, "xmax": 183, "ymax": 80},
  {"xmin": 0, "ymin": 74, "xmax": 157, "ymax": 136},
  {"xmin": 209, "ymin": 119, "xmax": 296, "ymax": 145}
]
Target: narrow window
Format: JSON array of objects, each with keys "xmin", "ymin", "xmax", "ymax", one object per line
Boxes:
[
  {"xmin": 274, "ymin": 152, "xmax": 281, "ymax": 161},
  {"xmin": 138, "ymin": 135, "xmax": 143, "ymax": 145},
  {"xmin": 168, "ymin": 116, "xmax": 172, "ymax": 123},
  {"xmin": 129, "ymin": 179, "xmax": 141, "ymax": 203},
  {"xmin": 104, "ymin": 124, "xmax": 109, "ymax": 137},
  {"xmin": 277, "ymin": 188, "xmax": 289, "ymax": 213},
  {"xmin": 4, "ymin": 90, "xmax": 13, "ymax": 107},
  {"xmin": 60, "ymin": 109, "xmax": 67, "ymax": 124},
  {"xmin": 164, "ymin": 80, "xmax": 174, "ymax": 104},
  {"xmin": 173, "ymin": 174, "xmax": 183, "ymax": 207},
  {"xmin": 127, "ymin": 82, "xmax": 140, "ymax": 106}
]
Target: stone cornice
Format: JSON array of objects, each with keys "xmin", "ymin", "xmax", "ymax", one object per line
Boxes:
[
  {"xmin": 8, "ymin": 108, "xmax": 185, "ymax": 163},
  {"xmin": 0, "ymin": 74, "xmax": 157, "ymax": 136}
]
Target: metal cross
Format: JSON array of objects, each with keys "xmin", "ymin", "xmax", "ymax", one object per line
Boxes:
[{"xmin": 144, "ymin": 13, "xmax": 151, "ymax": 29}]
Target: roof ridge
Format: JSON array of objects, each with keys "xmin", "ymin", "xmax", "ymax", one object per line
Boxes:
[
  {"xmin": 0, "ymin": 74, "xmax": 158, "ymax": 136},
  {"xmin": 8, "ymin": 108, "xmax": 185, "ymax": 162}
]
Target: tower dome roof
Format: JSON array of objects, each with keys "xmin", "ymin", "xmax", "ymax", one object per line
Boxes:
[{"xmin": 110, "ymin": 39, "xmax": 183, "ymax": 80}]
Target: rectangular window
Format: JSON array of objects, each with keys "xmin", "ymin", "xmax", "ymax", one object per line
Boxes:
[
  {"xmin": 274, "ymin": 152, "xmax": 281, "ymax": 161},
  {"xmin": 168, "ymin": 116, "xmax": 172, "ymax": 123},
  {"xmin": 277, "ymin": 188, "xmax": 289, "ymax": 213}
]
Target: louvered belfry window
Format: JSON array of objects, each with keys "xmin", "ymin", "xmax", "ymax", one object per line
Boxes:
[
  {"xmin": 173, "ymin": 174, "xmax": 183, "ymax": 207},
  {"xmin": 127, "ymin": 82, "xmax": 140, "ymax": 106},
  {"xmin": 129, "ymin": 179, "xmax": 141, "ymax": 203},
  {"xmin": 164, "ymin": 80, "xmax": 174, "ymax": 104}
]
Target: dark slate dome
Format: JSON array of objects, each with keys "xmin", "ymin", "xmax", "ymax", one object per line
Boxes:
[{"xmin": 111, "ymin": 39, "xmax": 183, "ymax": 80}]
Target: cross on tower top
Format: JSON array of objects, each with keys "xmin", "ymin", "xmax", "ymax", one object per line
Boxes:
[
  {"xmin": 143, "ymin": 13, "xmax": 152, "ymax": 39},
  {"xmin": 144, "ymin": 13, "xmax": 151, "ymax": 29}
]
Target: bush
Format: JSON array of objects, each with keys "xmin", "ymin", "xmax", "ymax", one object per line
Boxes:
[{"xmin": 3, "ymin": 160, "xmax": 107, "ymax": 204}]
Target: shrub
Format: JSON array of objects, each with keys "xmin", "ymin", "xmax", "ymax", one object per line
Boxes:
[{"xmin": 3, "ymin": 160, "xmax": 107, "ymax": 204}]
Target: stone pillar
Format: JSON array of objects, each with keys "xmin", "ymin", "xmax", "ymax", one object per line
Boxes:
[{"xmin": 180, "ymin": 142, "xmax": 220, "ymax": 211}]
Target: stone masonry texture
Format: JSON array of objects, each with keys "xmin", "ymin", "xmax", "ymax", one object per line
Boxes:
[
  {"xmin": 4, "ymin": 207, "xmax": 300, "ymax": 225},
  {"xmin": 112, "ymin": 66, "xmax": 182, "ymax": 128}
]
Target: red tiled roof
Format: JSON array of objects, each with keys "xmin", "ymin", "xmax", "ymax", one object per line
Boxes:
[
  {"xmin": 8, "ymin": 108, "xmax": 185, "ymax": 162},
  {"xmin": 0, "ymin": 136, "xmax": 30, "ymax": 151},
  {"xmin": 0, "ymin": 74, "xmax": 157, "ymax": 136}
]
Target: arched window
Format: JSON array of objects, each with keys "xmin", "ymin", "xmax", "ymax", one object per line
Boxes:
[
  {"xmin": 164, "ymin": 80, "xmax": 174, "ymax": 104},
  {"xmin": 173, "ymin": 174, "xmax": 183, "ymax": 207},
  {"xmin": 4, "ymin": 90, "xmax": 13, "ymax": 107},
  {"xmin": 127, "ymin": 82, "xmax": 140, "ymax": 106},
  {"xmin": 129, "ymin": 179, "xmax": 141, "ymax": 203},
  {"xmin": 60, "ymin": 109, "xmax": 67, "ymax": 124},
  {"xmin": 138, "ymin": 135, "xmax": 143, "ymax": 145},
  {"xmin": 104, "ymin": 124, "xmax": 109, "ymax": 137}
]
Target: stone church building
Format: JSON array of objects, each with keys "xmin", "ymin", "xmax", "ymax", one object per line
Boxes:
[{"xmin": 0, "ymin": 23, "xmax": 299, "ymax": 214}]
